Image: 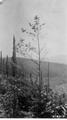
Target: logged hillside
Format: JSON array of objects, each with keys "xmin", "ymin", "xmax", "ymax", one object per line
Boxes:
[{"xmin": 16, "ymin": 58, "xmax": 67, "ymax": 89}]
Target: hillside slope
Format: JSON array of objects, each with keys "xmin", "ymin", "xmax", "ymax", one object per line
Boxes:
[{"xmin": 16, "ymin": 57, "xmax": 67, "ymax": 89}]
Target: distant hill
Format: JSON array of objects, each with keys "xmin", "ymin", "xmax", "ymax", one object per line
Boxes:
[
  {"xmin": 2, "ymin": 56, "xmax": 67, "ymax": 92},
  {"xmin": 16, "ymin": 57, "xmax": 67, "ymax": 89}
]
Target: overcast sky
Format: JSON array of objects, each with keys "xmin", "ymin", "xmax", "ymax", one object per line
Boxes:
[{"xmin": 0, "ymin": 0, "xmax": 67, "ymax": 63}]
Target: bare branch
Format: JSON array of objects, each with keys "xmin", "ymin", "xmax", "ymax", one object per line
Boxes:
[{"xmin": 21, "ymin": 28, "xmax": 36, "ymax": 37}]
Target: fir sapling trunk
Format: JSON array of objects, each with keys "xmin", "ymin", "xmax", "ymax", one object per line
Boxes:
[
  {"xmin": 47, "ymin": 62, "xmax": 50, "ymax": 96},
  {"xmin": 6, "ymin": 55, "xmax": 9, "ymax": 77},
  {"xmin": 0, "ymin": 51, "xmax": 3, "ymax": 75},
  {"xmin": 12, "ymin": 35, "xmax": 17, "ymax": 77}
]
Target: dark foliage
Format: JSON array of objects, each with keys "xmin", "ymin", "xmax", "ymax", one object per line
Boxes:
[{"xmin": 0, "ymin": 75, "xmax": 67, "ymax": 118}]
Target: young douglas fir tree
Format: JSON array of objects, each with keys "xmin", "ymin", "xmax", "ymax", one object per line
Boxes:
[
  {"xmin": 12, "ymin": 35, "xmax": 17, "ymax": 77},
  {"xmin": 16, "ymin": 15, "xmax": 46, "ymax": 99}
]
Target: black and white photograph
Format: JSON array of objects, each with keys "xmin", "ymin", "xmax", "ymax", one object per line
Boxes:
[{"xmin": 0, "ymin": 0, "xmax": 67, "ymax": 118}]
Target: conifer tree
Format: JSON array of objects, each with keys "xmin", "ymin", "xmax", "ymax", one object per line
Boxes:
[
  {"xmin": 0, "ymin": 51, "xmax": 3, "ymax": 74},
  {"xmin": 2, "ymin": 58, "xmax": 5, "ymax": 75},
  {"xmin": 12, "ymin": 35, "xmax": 17, "ymax": 77},
  {"xmin": 16, "ymin": 16, "xmax": 46, "ymax": 99},
  {"xmin": 6, "ymin": 55, "xmax": 9, "ymax": 77}
]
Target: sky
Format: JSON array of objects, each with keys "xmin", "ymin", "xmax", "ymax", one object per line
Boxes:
[{"xmin": 0, "ymin": 0, "xmax": 67, "ymax": 63}]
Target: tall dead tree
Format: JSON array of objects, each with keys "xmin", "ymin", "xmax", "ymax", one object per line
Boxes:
[
  {"xmin": 0, "ymin": 51, "xmax": 3, "ymax": 74},
  {"xmin": 11, "ymin": 36, "xmax": 17, "ymax": 117},
  {"xmin": 12, "ymin": 35, "xmax": 17, "ymax": 77},
  {"xmin": 47, "ymin": 62, "xmax": 50, "ymax": 96},
  {"xmin": 6, "ymin": 55, "xmax": 9, "ymax": 77},
  {"xmin": 16, "ymin": 15, "xmax": 46, "ymax": 100},
  {"xmin": 2, "ymin": 58, "xmax": 5, "ymax": 75}
]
